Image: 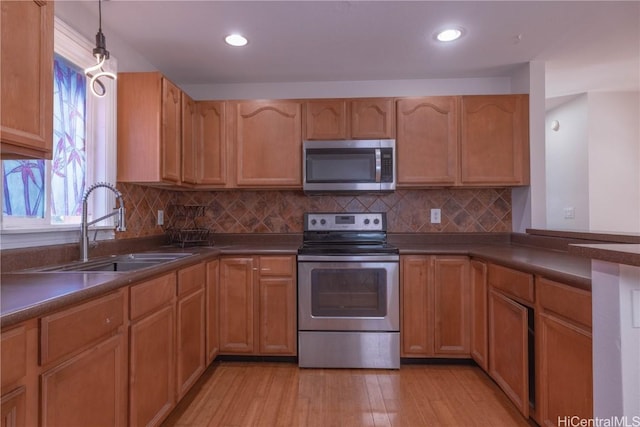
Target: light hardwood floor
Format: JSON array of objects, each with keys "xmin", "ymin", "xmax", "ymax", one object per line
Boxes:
[{"xmin": 163, "ymin": 361, "xmax": 533, "ymax": 427}]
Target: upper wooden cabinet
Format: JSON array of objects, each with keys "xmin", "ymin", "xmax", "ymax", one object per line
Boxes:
[
  {"xmin": 305, "ymin": 98, "xmax": 395, "ymax": 140},
  {"xmin": 117, "ymin": 72, "xmax": 185, "ymax": 184},
  {"xmin": 231, "ymin": 100, "xmax": 302, "ymax": 187},
  {"xmin": 195, "ymin": 101, "xmax": 228, "ymax": 186},
  {"xmin": 396, "ymin": 94, "xmax": 529, "ymax": 187},
  {"xmin": 396, "ymin": 97, "xmax": 459, "ymax": 186},
  {"xmin": 0, "ymin": 0, "xmax": 54, "ymax": 160},
  {"xmin": 181, "ymin": 93, "xmax": 198, "ymax": 184},
  {"xmin": 461, "ymin": 94, "xmax": 529, "ymax": 186}
]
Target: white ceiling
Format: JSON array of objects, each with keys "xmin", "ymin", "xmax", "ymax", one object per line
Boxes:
[{"xmin": 57, "ymin": 1, "xmax": 640, "ymax": 99}]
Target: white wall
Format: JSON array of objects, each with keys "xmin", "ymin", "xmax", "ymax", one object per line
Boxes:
[
  {"xmin": 588, "ymin": 92, "xmax": 640, "ymax": 233},
  {"xmin": 545, "ymin": 94, "xmax": 590, "ymax": 230},
  {"xmin": 545, "ymin": 91, "xmax": 640, "ymax": 233}
]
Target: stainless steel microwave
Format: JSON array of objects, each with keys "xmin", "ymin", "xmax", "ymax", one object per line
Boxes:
[{"xmin": 303, "ymin": 139, "xmax": 396, "ymax": 193}]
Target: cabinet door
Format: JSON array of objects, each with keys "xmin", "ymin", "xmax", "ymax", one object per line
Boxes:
[
  {"xmin": 470, "ymin": 260, "xmax": 488, "ymax": 370},
  {"xmin": 206, "ymin": 260, "xmax": 220, "ymax": 363},
  {"xmin": 460, "ymin": 95, "xmax": 529, "ymax": 185},
  {"xmin": 488, "ymin": 289, "xmax": 529, "ymax": 417},
  {"xmin": 258, "ymin": 256, "xmax": 296, "ymax": 355},
  {"xmin": 219, "ymin": 258, "xmax": 255, "ymax": 353},
  {"xmin": 197, "ymin": 101, "xmax": 227, "ymax": 185},
  {"xmin": 161, "ymin": 78, "xmax": 182, "ymax": 183},
  {"xmin": 396, "ymin": 97, "xmax": 458, "ymax": 185},
  {"xmin": 538, "ymin": 313, "xmax": 593, "ymax": 426},
  {"xmin": 41, "ymin": 333, "xmax": 128, "ymax": 426},
  {"xmin": 181, "ymin": 93, "xmax": 198, "ymax": 184},
  {"xmin": 0, "ymin": 0, "xmax": 53, "ymax": 159},
  {"xmin": 176, "ymin": 265, "xmax": 206, "ymax": 399},
  {"xmin": 433, "ymin": 257, "xmax": 470, "ymax": 355},
  {"xmin": 400, "ymin": 256, "xmax": 432, "ymax": 356},
  {"xmin": 305, "ymin": 99, "xmax": 348, "ymax": 140},
  {"xmin": 350, "ymin": 98, "xmax": 395, "ymax": 139},
  {"xmin": 1, "ymin": 387, "xmax": 25, "ymax": 427},
  {"xmin": 234, "ymin": 100, "xmax": 302, "ymax": 187},
  {"xmin": 130, "ymin": 305, "xmax": 176, "ymax": 427}
]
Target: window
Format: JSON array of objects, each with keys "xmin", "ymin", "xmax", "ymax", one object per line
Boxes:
[{"xmin": 1, "ymin": 18, "xmax": 117, "ymax": 249}]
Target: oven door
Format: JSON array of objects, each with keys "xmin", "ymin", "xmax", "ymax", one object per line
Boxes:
[{"xmin": 297, "ymin": 255, "xmax": 399, "ymax": 332}]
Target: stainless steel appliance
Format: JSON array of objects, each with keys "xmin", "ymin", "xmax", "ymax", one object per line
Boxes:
[
  {"xmin": 302, "ymin": 139, "xmax": 396, "ymax": 193},
  {"xmin": 297, "ymin": 212, "xmax": 400, "ymax": 369}
]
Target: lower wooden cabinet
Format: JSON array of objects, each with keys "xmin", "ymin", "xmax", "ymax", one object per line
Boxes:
[
  {"xmin": 1, "ymin": 386, "xmax": 26, "ymax": 427},
  {"xmin": 129, "ymin": 273, "xmax": 177, "ymax": 427},
  {"xmin": 206, "ymin": 260, "xmax": 220, "ymax": 364},
  {"xmin": 219, "ymin": 255, "xmax": 296, "ymax": 356},
  {"xmin": 401, "ymin": 255, "xmax": 470, "ymax": 358},
  {"xmin": 537, "ymin": 277, "xmax": 593, "ymax": 426},
  {"xmin": 176, "ymin": 264, "xmax": 206, "ymax": 399},
  {"xmin": 470, "ymin": 260, "xmax": 488, "ymax": 370},
  {"xmin": 488, "ymin": 288, "xmax": 531, "ymax": 418},
  {"xmin": 40, "ymin": 290, "xmax": 128, "ymax": 426}
]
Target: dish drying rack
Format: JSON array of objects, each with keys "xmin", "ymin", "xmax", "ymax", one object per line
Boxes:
[{"xmin": 164, "ymin": 204, "xmax": 213, "ymax": 247}]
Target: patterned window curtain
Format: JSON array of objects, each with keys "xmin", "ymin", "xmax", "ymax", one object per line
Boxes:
[
  {"xmin": 51, "ymin": 53, "xmax": 86, "ymax": 223},
  {"xmin": 2, "ymin": 53, "xmax": 86, "ymax": 222}
]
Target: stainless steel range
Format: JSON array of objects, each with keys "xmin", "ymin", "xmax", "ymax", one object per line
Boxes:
[{"xmin": 297, "ymin": 212, "xmax": 400, "ymax": 369}]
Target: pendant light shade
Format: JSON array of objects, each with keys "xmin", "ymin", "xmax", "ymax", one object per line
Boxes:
[{"xmin": 85, "ymin": 0, "xmax": 116, "ymax": 97}]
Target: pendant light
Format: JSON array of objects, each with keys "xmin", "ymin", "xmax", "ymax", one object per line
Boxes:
[{"xmin": 85, "ymin": 0, "xmax": 116, "ymax": 97}]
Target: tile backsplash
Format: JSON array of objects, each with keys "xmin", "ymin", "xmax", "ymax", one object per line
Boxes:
[{"xmin": 117, "ymin": 184, "xmax": 512, "ymax": 238}]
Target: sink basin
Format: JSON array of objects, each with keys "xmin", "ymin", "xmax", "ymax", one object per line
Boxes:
[{"xmin": 33, "ymin": 252, "xmax": 193, "ymax": 273}]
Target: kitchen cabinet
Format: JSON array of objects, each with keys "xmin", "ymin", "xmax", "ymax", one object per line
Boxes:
[
  {"xmin": 351, "ymin": 98, "xmax": 395, "ymax": 139},
  {"xmin": 487, "ymin": 264, "xmax": 534, "ymax": 418},
  {"xmin": 219, "ymin": 256, "xmax": 297, "ymax": 355},
  {"xmin": 470, "ymin": 260, "xmax": 488, "ymax": 370},
  {"xmin": 196, "ymin": 101, "xmax": 228, "ymax": 186},
  {"xmin": 400, "ymin": 255, "xmax": 470, "ymax": 357},
  {"xmin": 460, "ymin": 94, "xmax": 529, "ymax": 186},
  {"xmin": 231, "ymin": 100, "xmax": 302, "ymax": 187},
  {"xmin": 257, "ymin": 256, "xmax": 297, "ymax": 355},
  {"xmin": 305, "ymin": 98, "xmax": 395, "ymax": 140},
  {"xmin": 396, "ymin": 97, "xmax": 459, "ymax": 186},
  {"xmin": 206, "ymin": 260, "xmax": 220, "ymax": 363},
  {"xmin": 1, "ymin": 320, "xmax": 38, "ymax": 427},
  {"xmin": 537, "ymin": 277, "xmax": 592, "ymax": 426},
  {"xmin": 129, "ymin": 273, "xmax": 177, "ymax": 427},
  {"xmin": 181, "ymin": 93, "xmax": 198, "ymax": 184},
  {"xmin": 40, "ymin": 290, "xmax": 128, "ymax": 426},
  {"xmin": 117, "ymin": 72, "xmax": 185, "ymax": 184},
  {"xmin": 0, "ymin": 0, "xmax": 53, "ymax": 160},
  {"xmin": 176, "ymin": 263, "xmax": 206, "ymax": 399}
]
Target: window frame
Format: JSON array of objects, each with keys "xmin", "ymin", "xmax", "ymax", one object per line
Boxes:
[{"xmin": 1, "ymin": 17, "xmax": 117, "ymax": 250}]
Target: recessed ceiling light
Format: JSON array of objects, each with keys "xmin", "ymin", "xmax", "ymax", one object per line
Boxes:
[
  {"xmin": 225, "ymin": 34, "xmax": 248, "ymax": 47},
  {"xmin": 435, "ymin": 28, "xmax": 464, "ymax": 42}
]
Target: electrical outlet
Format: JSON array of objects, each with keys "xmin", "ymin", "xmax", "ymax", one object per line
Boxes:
[
  {"xmin": 157, "ymin": 210, "xmax": 164, "ymax": 226},
  {"xmin": 430, "ymin": 208, "xmax": 441, "ymax": 224}
]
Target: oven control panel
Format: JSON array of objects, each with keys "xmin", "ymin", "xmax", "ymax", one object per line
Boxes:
[{"xmin": 304, "ymin": 213, "xmax": 386, "ymax": 231}]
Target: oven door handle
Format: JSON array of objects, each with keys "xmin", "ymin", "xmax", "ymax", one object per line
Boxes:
[{"xmin": 375, "ymin": 148, "xmax": 382, "ymax": 183}]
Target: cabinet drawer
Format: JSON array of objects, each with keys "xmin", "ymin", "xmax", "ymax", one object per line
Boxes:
[
  {"xmin": 41, "ymin": 290, "xmax": 125, "ymax": 366},
  {"xmin": 259, "ymin": 256, "xmax": 294, "ymax": 276},
  {"xmin": 1, "ymin": 325, "xmax": 27, "ymax": 390},
  {"xmin": 178, "ymin": 263, "xmax": 205, "ymax": 296},
  {"xmin": 130, "ymin": 273, "xmax": 176, "ymax": 320},
  {"xmin": 488, "ymin": 264, "xmax": 534, "ymax": 303},
  {"xmin": 537, "ymin": 277, "xmax": 591, "ymax": 328}
]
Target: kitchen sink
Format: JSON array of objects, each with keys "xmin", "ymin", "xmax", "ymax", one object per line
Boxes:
[{"xmin": 32, "ymin": 252, "xmax": 193, "ymax": 273}]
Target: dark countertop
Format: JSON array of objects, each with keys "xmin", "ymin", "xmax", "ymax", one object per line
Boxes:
[
  {"xmin": 1, "ymin": 236, "xmax": 596, "ymax": 329},
  {"xmin": 568, "ymin": 243, "xmax": 640, "ymax": 267}
]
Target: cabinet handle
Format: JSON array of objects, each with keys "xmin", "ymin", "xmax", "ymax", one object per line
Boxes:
[
  {"xmin": 252, "ymin": 268, "xmax": 258, "ymax": 271},
  {"xmin": 261, "ymin": 268, "xmax": 271, "ymax": 272}
]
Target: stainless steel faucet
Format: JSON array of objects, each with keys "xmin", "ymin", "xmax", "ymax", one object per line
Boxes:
[{"xmin": 80, "ymin": 182, "xmax": 126, "ymax": 262}]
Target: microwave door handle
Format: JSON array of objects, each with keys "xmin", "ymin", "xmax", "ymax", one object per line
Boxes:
[{"xmin": 375, "ymin": 148, "xmax": 382, "ymax": 182}]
